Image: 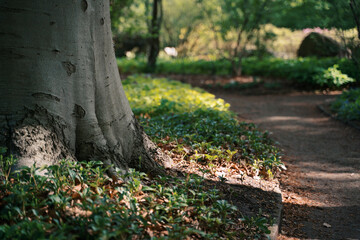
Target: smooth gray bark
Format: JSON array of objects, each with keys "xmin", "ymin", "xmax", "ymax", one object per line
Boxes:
[{"xmin": 0, "ymin": 0, "xmax": 171, "ymax": 176}]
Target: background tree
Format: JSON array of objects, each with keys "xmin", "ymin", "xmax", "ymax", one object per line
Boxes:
[
  {"xmin": 111, "ymin": 0, "xmax": 149, "ymax": 58},
  {"xmin": 350, "ymin": 0, "xmax": 360, "ymax": 40},
  {"xmin": 0, "ymin": 0, "xmax": 171, "ymax": 176},
  {"xmin": 110, "ymin": 0, "xmax": 134, "ymax": 32},
  {"xmin": 349, "ymin": 0, "xmax": 360, "ymax": 69},
  {"xmin": 271, "ymin": 0, "xmax": 356, "ymax": 30},
  {"xmin": 146, "ymin": 0, "xmax": 163, "ymax": 70},
  {"xmin": 215, "ymin": 0, "xmax": 274, "ymax": 75},
  {"xmin": 161, "ymin": 0, "xmax": 202, "ymax": 55},
  {"xmin": 271, "ymin": 0, "xmax": 359, "ymax": 70}
]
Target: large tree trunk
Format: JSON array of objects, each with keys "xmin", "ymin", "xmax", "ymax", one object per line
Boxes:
[{"xmin": 0, "ymin": 0, "xmax": 171, "ymax": 176}]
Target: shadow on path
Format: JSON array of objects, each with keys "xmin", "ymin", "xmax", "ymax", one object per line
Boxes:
[{"xmin": 282, "ymin": 203, "xmax": 360, "ymax": 239}]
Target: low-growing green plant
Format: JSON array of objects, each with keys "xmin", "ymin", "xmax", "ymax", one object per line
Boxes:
[
  {"xmin": 0, "ymin": 75, "xmax": 282, "ymax": 239},
  {"xmin": 0, "ymin": 149, "xmax": 16, "ymax": 182},
  {"xmin": 123, "ymin": 75, "xmax": 284, "ymax": 178},
  {"xmin": 331, "ymin": 88, "xmax": 360, "ymax": 121},
  {"xmin": 240, "ymin": 211, "xmax": 273, "ymax": 239},
  {"xmin": 0, "ymin": 156, "xmax": 273, "ymax": 239},
  {"xmin": 313, "ymin": 64, "xmax": 355, "ymax": 88}
]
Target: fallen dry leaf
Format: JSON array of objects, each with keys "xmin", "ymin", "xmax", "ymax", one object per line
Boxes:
[{"xmin": 323, "ymin": 223, "xmax": 331, "ymax": 228}]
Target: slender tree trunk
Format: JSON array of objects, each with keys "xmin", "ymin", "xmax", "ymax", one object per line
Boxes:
[
  {"xmin": 350, "ymin": 0, "xmax": 360, "ymax": 40},
  {"xmin": 231, "ymin": 44, "xmax": 243, "ymax": 76},
  {"xmin": 349, "ymin": 0, "xmax": 360, "ymax": 71},
  {"xmin": 0, "ymin": 0, "xmax": 171, "ymax": 176},
  {"xmin": 147, "ymin": 0, "xmax": 162, "ymax": 71},
  {"xmin": 231, "ymin": 58, "xmax": 243, "ymax": 77}
]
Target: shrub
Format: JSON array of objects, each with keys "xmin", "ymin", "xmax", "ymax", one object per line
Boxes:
[
  {"xmin": 313, "ymin": 65, "xmax": 355, "ymax": 88},
  {"xmin": 331, "ymin": 88, "xmax": 360, "ymax": 121},
  {"xmin": 118, "ymin": 57, "xmax": 359, "ymax": 89}
]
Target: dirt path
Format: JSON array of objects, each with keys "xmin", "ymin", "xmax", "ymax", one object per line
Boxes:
[{"xmin": 212, "ymin": 91, "xmax": 360, "ymax": 240}]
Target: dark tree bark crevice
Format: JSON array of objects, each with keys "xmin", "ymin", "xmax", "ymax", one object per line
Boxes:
[
  {"xmin": 128, "ymin": 117, "xmax": 171, "ymax": 176},
  {"xmin": 5, "ymin": 115, "xmax": 16, "ymax": 156}
]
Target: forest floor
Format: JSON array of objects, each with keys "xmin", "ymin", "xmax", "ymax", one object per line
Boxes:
[{"xmin": 163, "ymin": 74, "xmax": 360, "ymax": 239}]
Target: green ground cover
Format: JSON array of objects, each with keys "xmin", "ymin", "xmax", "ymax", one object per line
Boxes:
[
  {"xmin": 0, "ymin": 76, "xmax": 284, "ymax": 239},
  {"xmin": 118, "ymin": 57, "xmax": 359, "ymax": 89},
  {"xmin": 1, "ymin": 157, "xmax": 274, "ymax": 239},
  {"xmin": 123, "ymin": 75, "xmax": 283, "ymax": 178},
  {"xmin": 331, "ymin": 88, "xmax": 360, "ymax": 121}
]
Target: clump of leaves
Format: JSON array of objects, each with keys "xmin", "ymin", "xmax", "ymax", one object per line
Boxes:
[
  {"xmin": 123, "ymin": 75, "xmax": 284, "ymax": 179},
  {"xmin": 0, "ymin": 156, "xmax": 273, "ymax": 239},
  {"xmin": 314, "ymin": 64, "xmax": 355, "ymax": 88},
  {"xmin": 331, "ymin": 88, "xmax": 360, "ymax": 121},
  {"xmin": 240, "ymin": 210, "xmax": 274, "ymax": 239}
]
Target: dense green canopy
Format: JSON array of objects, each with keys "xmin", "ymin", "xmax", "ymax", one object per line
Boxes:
[{"xmin": 271, "ymin": 0, "xmax": 357, "ymax": 30}]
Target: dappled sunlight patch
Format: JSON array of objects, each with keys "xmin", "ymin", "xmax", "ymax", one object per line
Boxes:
[
  {"xmin": 123, "ymin": 75, "xmax": 230, "ymax": 116},
  {"xmin": 262, "ymin": 116, "xmax": 302, "ymax": 121},
  {"xmin": 304, "ymin": 171, "xmax": 360, "ymax": 182},
  {"xmin": 258, "ymin": 116, "xmax": 330, "ymax": 124}
]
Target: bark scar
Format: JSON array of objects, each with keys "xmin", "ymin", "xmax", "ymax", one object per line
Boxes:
[
  {"xmin": 81, "ymin": 0, "xmax": 88, "ymax": 12},
  {"xmin": 32, "ymin": 92, "xmax": 60, "ymax": 102},
  {"xmin": 62, "ymin": 61, "xmax": 76, "ymax": 76}
]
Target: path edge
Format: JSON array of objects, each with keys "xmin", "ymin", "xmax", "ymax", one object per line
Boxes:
[
  {"xmin": 317, "ymin": 101, "xmax": 360, "ymax": 131},
  {"xmin": 267, "ymin": 185, "xmax": 283, "ymax": 240}
]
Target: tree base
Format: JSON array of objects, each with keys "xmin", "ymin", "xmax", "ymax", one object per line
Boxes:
[{"xmin": 0, "ymin": 106, "xmax": 172, "ymax": 178}]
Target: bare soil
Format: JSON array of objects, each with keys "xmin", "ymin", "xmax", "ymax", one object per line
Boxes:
[{"xmin": 211, "ymin": 90, "xmax": 360, "ymax": 240}]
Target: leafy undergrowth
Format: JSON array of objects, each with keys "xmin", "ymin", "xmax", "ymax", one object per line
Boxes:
[
  {"xmin": 0, "ymin": 158, "xmax": 271, "ymax": 239},
  {"xmin": 123, "ymin": 75, "xmax": 284, "ymax": 180},
  {"xmin": 118, "ymin": 57, "xmax": 359, "ymax": 89},
  {"xmin": 0, "ymin": 76, "xmax": 283, "ymax": 239},
  {"xmin": 331, "ymin": 88, "xmax": 360, "ymax": 121}
]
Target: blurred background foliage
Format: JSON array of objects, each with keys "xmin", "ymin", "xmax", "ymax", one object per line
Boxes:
[
  {"xmin": 110, "ymin": 0, "xmax": 359, "ymax": 60},
  {"xmin": 111, "ymin": 0, "xmax": 360, "ymax": 120}
]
